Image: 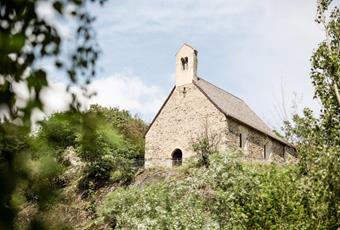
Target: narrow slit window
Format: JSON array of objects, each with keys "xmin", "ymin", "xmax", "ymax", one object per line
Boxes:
[
  {"xmin": 283, "ymin": 146, "xmax": 286, "ymax": 160},
  {"xmin": 239, "ymin": 134, "xmax": 242, "ymax": 148},
  {"xmin": 264, "ymin": 142, "xmax": 272, "ymax": 160}
]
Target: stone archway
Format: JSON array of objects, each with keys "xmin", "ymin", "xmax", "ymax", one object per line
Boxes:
[{"xmin": 171, "ymin": 149, "xmax": 182, "ymax": 166}]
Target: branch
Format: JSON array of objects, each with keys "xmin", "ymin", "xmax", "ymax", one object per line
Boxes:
[{"xmin": 334, "ymin": 82, "xmax": 340, "ymax": 106}]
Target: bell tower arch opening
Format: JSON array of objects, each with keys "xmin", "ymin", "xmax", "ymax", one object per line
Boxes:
[{"xmin": 171, "ymin": 149, "xmax": 183, "ymax": 166}]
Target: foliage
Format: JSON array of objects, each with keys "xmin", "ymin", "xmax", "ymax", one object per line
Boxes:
[
  {"xmin": 77, "ymin": 127, "xmax": 133, "ymax": 193},
  {"xmin": 0, "ymin": 0, "xmax": 106, "ymax": 228},
  {"xmin": 0, "ymin": 122, "xmax": 66, "ymax": 229},
  {"xmin": 0, "ymin": 105, "xmax": 146, "ymax": 228},
  {"xmin": 2, "ymin": 106, "xmax": 145, "ymax": 228},
  {"xmin": 76, "ymin": 106, "xmax": 146, "ymax": 194},
  {"xmin": 311, "ymin": 0, "xmax": 340, "ymax": 139},
  {"xmin": 76, "ymin": 108, "xmax": 145, "ymax": 194},
  {"xmin": 38, "ymin": 112, "xmax": 81, "ymax": 150},
  {"xmin": 191, "ymin": 118, "xmax": 221, "ymax": 167},
  {"xmin": 0, "ymin": 0, "xmax": 106, "ymax": 122},
  {"xmin": 89, "ymin": 104, "xmax": 147, "ymax": 155},
  {"xmin": 0, "ymin": 123, "xmax": 29, "ymax": 229},
  {"xmin": 207, "ymin": 153, "xmax": 309, "ymax": 229},
  {"xmin": 100, "ymin": 177, "xmax": 216, "ymax": 229},
  {"xmin": 101, "ymin": 151, "xmax": 332, "ymax": 229},
  {"xmin": 282, "ymin": 0, "xmax": 340, "ymax": 228}
]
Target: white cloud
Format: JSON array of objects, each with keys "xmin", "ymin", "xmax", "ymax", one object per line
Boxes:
[
  {"xmin": 39, "ymin": 73, "xmax": 165, "ymax": 121},
  {"xmin": 87, "ymin": 73, "xmax": 165, "ymax": 119},
  {"xmin": 1, "ymin": 73, "xmax": 165, "ymax": 127}
]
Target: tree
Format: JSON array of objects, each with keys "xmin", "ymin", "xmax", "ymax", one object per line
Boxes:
[
  {"xmin": 0, "ymin": 0, "xmax": 106, "ymax": 228},
  {"xmin": 311, "ymin": 0, "xmax": 340, "ymax": 147},
  {"xmin": 192, "ymin": 118, "xmax": 221, "ymax": 167},
  {"xmin": 283, "ymin": 0, "xmax": 339, "ymax": 228}
]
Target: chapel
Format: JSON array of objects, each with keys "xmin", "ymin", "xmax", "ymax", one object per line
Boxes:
[{"xmin": 145, "ymin": 44, "xmax": 295, "ymax": 167}]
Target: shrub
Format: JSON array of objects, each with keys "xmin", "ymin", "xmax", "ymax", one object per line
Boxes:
[
  {"xmin": 191, "ymin": 119, "xmax": 221, "ymax": 167},
  {"xmin": 77, "ymin": 114, "xmax": 138, "ymax": 193},
  {"xmin": 78, "ymin": 154, "xmax": 134, "ymax": 194},
  {"xmin": 99, "ymin": 151, "xmax": 333, "ymax": 229},
  {"xmin": 206, "ymin": 153, "xmax": 310, "ymax": 229},
  {"xmin": 89, "ymin": 105, "xmax": 147, "ymax": 155},
  {"xmin": 100, "ymin": 183, "xmax": 218, "ymax": 229},
  {"xmin": 39, "ymin": 112, "xmax": 80, "ymax": 149}
]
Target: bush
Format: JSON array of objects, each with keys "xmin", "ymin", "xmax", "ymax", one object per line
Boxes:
[
  {"xmin": 191, "ymin": 119, "xmax": 220, "ymax": 167},
  {"xmin": 99, "ymin": 151, "xmax": 335, "ymax": 229},
  {"xmin": 77, "ymin": 113, "xmax": 138, "ymax": 193},
  {"xmin": 89, "ymin": 105, "xmax": 147, "ymax": 158},
  {"xmin": 39, "ymin": 112, "xmax": 80, "ymax": 149},
  {"xmin": 78, "ymin": 154, "xmax": 134, "ymax": 194},
  {"xmin": 100, "ymin": 183, "xmax": 217, "ymax": 229},
  {"xmin": 206, "ymin": 153, "xmax": 310, "ymax": 229}
]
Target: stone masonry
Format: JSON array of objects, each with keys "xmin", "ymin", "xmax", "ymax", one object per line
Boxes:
[{"xmin": 145, "ymin": 44, "xmax": 296, "ymax": 167}]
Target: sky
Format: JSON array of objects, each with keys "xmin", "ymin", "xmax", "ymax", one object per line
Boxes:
[{"xmin": 39, "ymin": 0, "xmax": 325, "ymax": 130}]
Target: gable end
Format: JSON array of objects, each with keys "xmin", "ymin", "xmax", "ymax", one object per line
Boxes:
[{"xmin": 145, "ymin": 87, "xmax": 176, "ymax": 137}]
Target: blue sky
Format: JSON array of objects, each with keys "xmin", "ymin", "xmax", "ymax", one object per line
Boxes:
[{"xmin": 37, "ymin": 0, "xmax": 325, "ymax": 130}]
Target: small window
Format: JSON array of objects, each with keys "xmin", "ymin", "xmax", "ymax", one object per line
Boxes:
[
  {"xmin": 264, "ymin": 143, "xmax": 271, "ymax": 160},
  {"xmin": 239, "ymin": 132, "xmax": 247, "ymax": 149},
  {"xmin": 283, "ymin": 146, "xmax": 286, "ymax": 160},
  {"xmin": 239, "ymin": 133, "xmax": 242, "ymax": 148},
  {"xmin": 181, "ymin": 57, "xmax": 188, "ymax": 70}
]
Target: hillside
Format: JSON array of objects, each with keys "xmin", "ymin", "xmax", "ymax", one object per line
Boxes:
[
  {"xmin": 8, "ymin": 101, "xmax": 338, "ymax": 229},
  {"xmin": 16, "ymin": 148, "xmax": 299, "ymax": 229},
  {"xmin": 10, "ymin": 105, "xmax": 147, "ymax": 229}
]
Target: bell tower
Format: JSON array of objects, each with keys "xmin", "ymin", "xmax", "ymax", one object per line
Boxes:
[{"xmin": 175, "ymin": 43, "xmax": 198, "ymax": 86}]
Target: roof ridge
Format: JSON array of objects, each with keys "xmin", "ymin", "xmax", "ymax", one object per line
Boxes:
[
  {"xmin": 175, "ymin": 43, "xmax": 198, "ymax": 56},
  {"xmin": 196, "ymin": 77, "xmax": 244, "ymax": 102},
  {"xmin": 183, "ymin": 43, "xmax": 197, "ymax": 51}
]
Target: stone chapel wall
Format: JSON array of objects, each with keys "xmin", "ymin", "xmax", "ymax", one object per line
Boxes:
[
  {"xmin": 226, "ymin": 119, "xmax": 290, "ymax": 163},
  {"xmin": 145, "ymin": 83, "xmax": 228, "ymax": 167},
  {"xmin": 145, "ymin": 84, "xmax": 292, "ymax": 168}
]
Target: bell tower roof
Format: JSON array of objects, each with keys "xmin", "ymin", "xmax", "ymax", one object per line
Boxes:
[{"xmin": 175, "ymin": 43, "xmax": 198, "ymax": 55}]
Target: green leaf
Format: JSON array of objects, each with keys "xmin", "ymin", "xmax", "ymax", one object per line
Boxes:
[
  {"xmin": 53, "ymin": 1, "xmax": 64, "ymax": 14},
  {"xmin": 27, "ymin": 70, "xmax": 48, "ymax": 92}
]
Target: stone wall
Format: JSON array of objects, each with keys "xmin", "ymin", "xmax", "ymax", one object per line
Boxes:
[
  {"xmin": 145, "ymin": 83, "xmax": 294, "ymax": 167},
  {"xmin": 226, "ymin": 118, "xmax": 293, "ymax": 163},
  {"xmin": 145, "ymin": 83, "xmax": 228, "ymax": 167}
]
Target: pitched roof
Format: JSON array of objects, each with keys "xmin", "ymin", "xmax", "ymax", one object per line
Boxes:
[
  {"xmin": 175, "ymin": 43, "xmax": 198, "ymax": 56},
  {"xmin": 194, "ymin": 77, "xmax": 293, "ymax": 147}
]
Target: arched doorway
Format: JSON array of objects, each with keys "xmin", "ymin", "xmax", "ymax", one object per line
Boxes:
[{"xmin": 172, "ymin": 149, "xmax": 182, "ymax": 166}]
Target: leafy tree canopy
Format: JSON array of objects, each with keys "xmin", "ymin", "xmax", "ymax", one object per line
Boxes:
[
  {"xmin": 0, "ymin": 0, "xmax": 106, "ymax": 228},
  {"xmin": 283, "ymin": 0, "xmax": 339, "ymax": 228}
]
